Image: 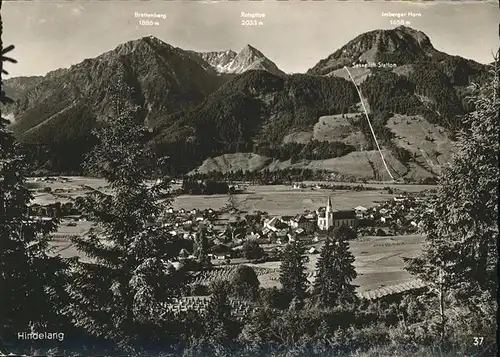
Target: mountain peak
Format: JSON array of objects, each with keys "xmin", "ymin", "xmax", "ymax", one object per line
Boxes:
[
  {"xmin": 392, "ymin": 26, "xmax": 432, "ymax": 47},
  {"xmin": 238, "ymin": 44, "xmax": 265, "ymax": 59},
  {"xmin": 307, "ymin": 26, "xmax": 439, "ymax": 75},
  {"xmin": 241, "ymin": 44, "xmax": 259, "ymax": 52},
  {"xmin": 188, "ymin": 45, "xmax": 284, "ymax": 76}
]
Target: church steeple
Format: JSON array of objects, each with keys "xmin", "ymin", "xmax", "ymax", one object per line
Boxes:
[{"xmin": 326, "ymin": 196, "xmax": 332, "ymax": 212}]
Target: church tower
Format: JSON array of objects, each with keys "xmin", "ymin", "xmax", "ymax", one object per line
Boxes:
[
  {"xmin": 325, "ymin": 196, "xmax": 333, "ymax": 229},
  {"xmin": 316, "ymin": 196, "xmax": 335, "ymax": 230},
  {"xmin": 326, "ymin": 196, "xmax": 332, "ymax": 212}
]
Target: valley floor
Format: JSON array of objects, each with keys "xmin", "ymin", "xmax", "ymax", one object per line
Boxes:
[{"xmin": 30, "ymin": 176, "xmax": 428, "ymax": 298}]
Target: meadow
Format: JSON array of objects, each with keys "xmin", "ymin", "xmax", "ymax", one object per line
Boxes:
[
  {"xmin": 31, "ymin": 176, "xmax": 428, "ymax": 297},
  {"xmin": 207, "ymin": 234, "xmax": 425, "ymax": 299},
  {"xmin": 172, "ymin": 183, "xmax": 434, "ymax": 215},
  {"xmin": 28, "ymin": 176, "xmax": 435, "ymax": 215}
]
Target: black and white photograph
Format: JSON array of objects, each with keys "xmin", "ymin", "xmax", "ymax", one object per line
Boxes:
[{"xmin": 0, "ymin": 0, "xmax": 498, "ymax": 356}]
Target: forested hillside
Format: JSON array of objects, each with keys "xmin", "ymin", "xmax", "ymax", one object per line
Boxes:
[{"xmin": 153, "ymin": 70, "xmax": 358, "ymax": 174}]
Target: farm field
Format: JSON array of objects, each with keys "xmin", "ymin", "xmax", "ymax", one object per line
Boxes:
[
  {"xmin": 301, "ymin": 181, "xmax": 437, "ymax": 192},
  {"xmin": 27, "ymin": 176, "xmax": 435, "ymax": 215},
  {"xmin": 243, "ymin": 234, "xmax": 425, "ymax": 294},
  {"xmin": 172, "ymin": 185, "xmax": 429, "ymax": 215},
  {"xmin": 47, "ymin": 226, "xmax": 425, "ymax": 296},
  {"xmin": 27, "ymin": 176, "xmax": 109, "ymax": 206}
]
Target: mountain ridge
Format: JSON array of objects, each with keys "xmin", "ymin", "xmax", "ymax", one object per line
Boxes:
[
  {"xmin": 8, "ymin": 36, "xmax": 224, "ymax": 136},
  {"xmin": 3, "ymin": 30, "xmax": 490, "ymax": 179}
]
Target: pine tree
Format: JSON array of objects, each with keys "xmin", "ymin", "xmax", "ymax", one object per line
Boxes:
[
  {"xmin": 404, "ymin": 59, "xmax": 499, "ymax": 342},
  {"xmin": 62, "ymin": 81, "xmax": 181, "ymax": 350},
  {"xmin": 194, "ymin": 228, "xmax": 211, "ymax": 269},
  {"xmin": 313, "ymin": 237, "xmax": 335, "ymax": 305},
  {"xmin": 185, "ymin": 280, "xmax": 239, "ymax": 357},
  {"xmin": 0, "ymin": 19, "xmax": 68, "ymax": 353},
  {"xmin": 205, "ymin": 280, "xmax": 234, "ymax": 342},
  {"xmin": 314, "ymin": 228, "xmax": 357, "ymax": 306},
  {"xmin": 279, "ymin": 241, "xmax": 307, "ymax": 300},
  {"xmin": 230, "ymin": 265, "xmax": 260, "ymax": 301}
]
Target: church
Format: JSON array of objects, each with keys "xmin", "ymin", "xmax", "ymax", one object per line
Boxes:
[{"xmin": 316, "ymin": 196, "xmax": 357, "ymax": 230}]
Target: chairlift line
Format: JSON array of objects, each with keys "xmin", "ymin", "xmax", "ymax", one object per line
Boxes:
[{"xmin": 343, "ymin": 66, "xmax": 396, "ymax": 182}]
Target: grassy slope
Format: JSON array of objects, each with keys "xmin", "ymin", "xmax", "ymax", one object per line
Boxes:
[
  {"xmin": 193, "ymin": 111, "xmax": 447, "ymax": 181},
  {"xmin": 386, "ymin": 114, "xmax": 455, "ymax": 175},
  {"xmin": 193, "ymin": 150, "xmax": 409, "ymax": 181},
  {"xmin": 193, "ymin": 153, "xmax": 272, "ymax": 174}
]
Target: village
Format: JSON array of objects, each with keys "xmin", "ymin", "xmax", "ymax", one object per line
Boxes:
[{"xmin": 27, "ymin": 177, "xmax": 434, "ymax": 295}]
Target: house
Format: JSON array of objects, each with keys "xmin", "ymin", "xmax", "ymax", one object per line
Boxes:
[
  {"xmin": 247, "ymin": 231, "xmax": 261, "ymax": 240},
  {"xmin": 294, "ymin": 228, "xmax": 305, "ymax": 236},
  {"xmin": 308, "ymin": 247, "xmax": 319, "ymax": 254},
  {"xmin": 304, "ymin": 212, "xmax": 316, "ymax": 220},
  {"xmin": 381, "ymin": 214, "xmax": 393, "ymax": 224},
  {"xmin": 317, "ymin": 196, "xmax": 357, "ymax": 230},
  {"xmin": 354, "ymin": 206, "xmax": 368, "ymax": 218},
  {"xmin": 290, "ymin": 214, "xmax": 315, "ymax": 232},
  {"xmin": 264, "ymin": 217, "xmax": 281, "ymax": 232}
]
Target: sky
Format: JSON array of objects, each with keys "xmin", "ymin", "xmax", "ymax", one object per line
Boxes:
[{"xmin": 2, "ymin": 1, "xmax": 499, "ymax": 77}]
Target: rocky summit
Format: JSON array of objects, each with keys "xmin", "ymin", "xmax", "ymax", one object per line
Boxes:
[{"xmin": 189, "ymin": 45, "xmax": 284, "ymax": 76}]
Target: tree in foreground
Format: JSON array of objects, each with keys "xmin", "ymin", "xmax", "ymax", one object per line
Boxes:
[
  {"xmin": 0, "ymin": 21, "xmax": 68, "ymax": 354},
  {"xmin": 279, "ymin": 241, "xmax": 307, "ymax": 302},
  {"xmin": 314, "ymin": 227, "xmax": 357, "ymax": 306},
  {"xmin": 62, "ymin": 81, "xmax": 181, "ymax": 351},
  {"xmin": 404, "ymin": 58, "xmax": 498, "ymax": 347},
  {"xmin": 185, "ymin": 280, "xmax": 240, "ymax": 357}
]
